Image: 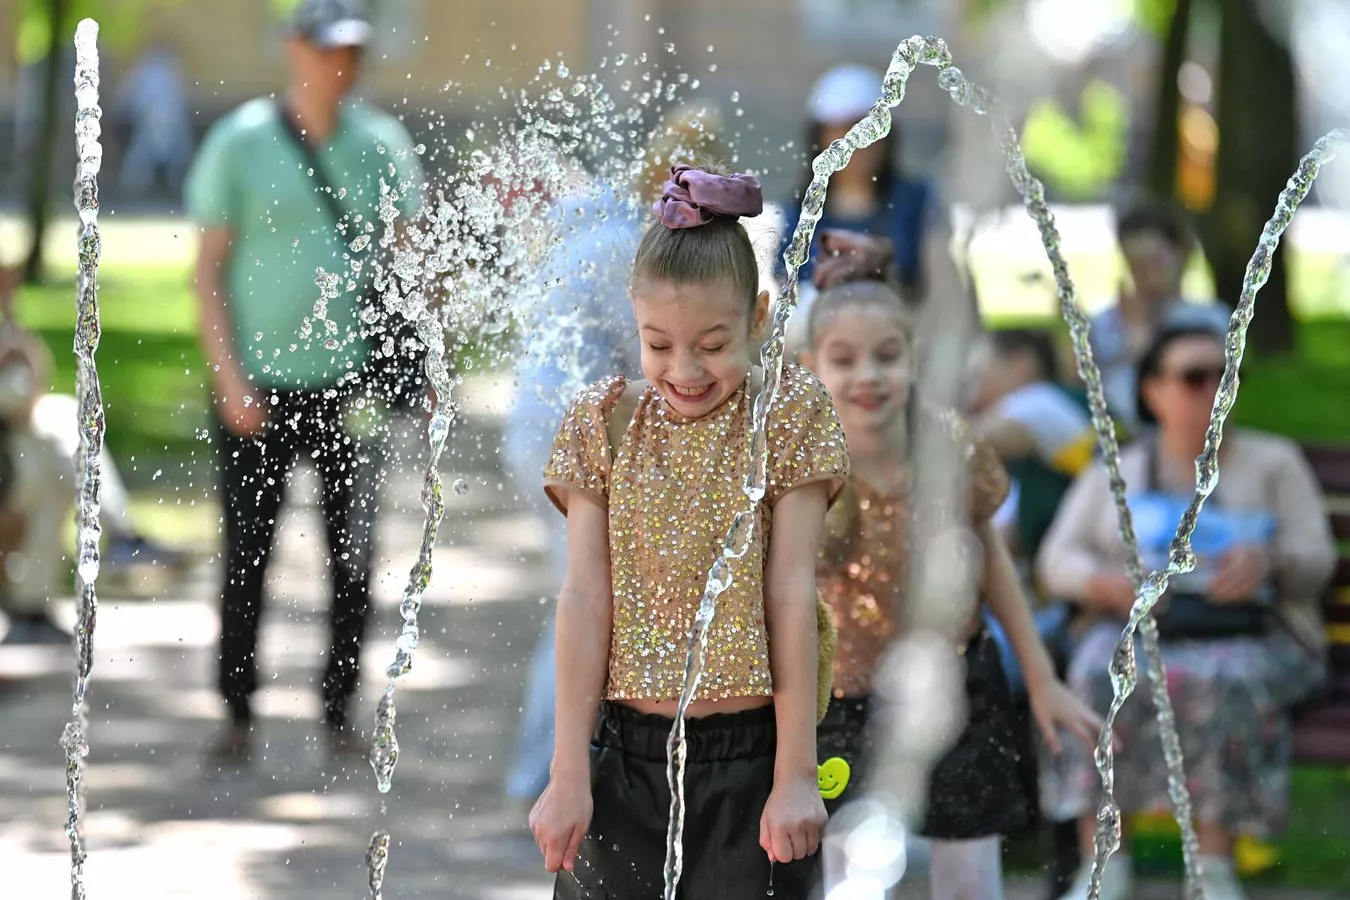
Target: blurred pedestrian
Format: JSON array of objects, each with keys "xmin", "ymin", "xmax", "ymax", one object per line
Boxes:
[
  {"xmin": 183, "ymin": 0, "xmax": 423, "ymax": 763},
  {"xmin": 779, "ymin": 64, "xmax": 937, "ymax": 351},
  {"xmin": 1090, "ymin": 200, "xmax": 1230, "ymax": 432},
  {"xmin": 116, "ymin": 42, "xmax": 194, "ymax": 195}
]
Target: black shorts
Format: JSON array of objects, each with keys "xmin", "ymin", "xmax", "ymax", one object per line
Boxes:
[
  {"xmin": 815, "ymin": 629, "xmax": 1029, "ymax": 840},
  {"xmin": 555, "ymin": 701, "xmax": 820, "ymax": 899}
]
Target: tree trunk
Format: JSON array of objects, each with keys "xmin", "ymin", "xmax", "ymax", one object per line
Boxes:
[
  {"xmin": 1199, "ymin": 0, "xmax": 1297, "ymax": 354},
  {"xmin": 21, "ymin": 0, "xmax": 74, "ymax": 284},
  {"xmin": 1143, "ymin": 0, "xmax": 1192, "ymax": 199}
]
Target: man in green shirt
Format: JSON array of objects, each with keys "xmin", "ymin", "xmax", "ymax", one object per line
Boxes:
[{"xmin": 185, "ymin": 0, "xmax": 423, "ymax": 763}]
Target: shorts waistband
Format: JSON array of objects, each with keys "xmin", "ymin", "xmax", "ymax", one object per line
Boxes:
[{"xmin": 593, "ymin": 700, "xmax": 777, "ymax": 762}]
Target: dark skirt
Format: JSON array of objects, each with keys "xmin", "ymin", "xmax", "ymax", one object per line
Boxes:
[
  {"xmin": 555, "ymin": 701, "xmax": 820, "ymax": 899},
  {"xmin": 816, "ymin": 629, "xmax": 1029, "ymax": 840}
]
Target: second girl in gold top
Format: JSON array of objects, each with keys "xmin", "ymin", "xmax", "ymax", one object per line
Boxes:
[{"xmin": 801, "ymin": 278, "xmax": 1102, "ymax": 900}]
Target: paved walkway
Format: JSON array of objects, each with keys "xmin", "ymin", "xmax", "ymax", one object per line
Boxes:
[{"xmin": 0, "ymin": 375, "xmax": 1334, "ymax": 899}]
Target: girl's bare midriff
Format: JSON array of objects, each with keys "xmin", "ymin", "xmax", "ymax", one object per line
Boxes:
[{"xmin": 617, "ymin": 694, "xmax": 774, "ymax": 718}]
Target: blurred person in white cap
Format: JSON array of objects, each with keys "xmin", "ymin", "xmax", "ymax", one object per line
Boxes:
[
  {"xmin": 781, "ymin": 65, "xmax": 939, "ymax": 353},
  {"xmin": 184, "ymin": 0, "xmax": 424, "ymax": 765}
]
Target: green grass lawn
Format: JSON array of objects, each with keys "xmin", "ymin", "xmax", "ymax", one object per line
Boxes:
[
  {"xmin": 16, "ymin": 271, "xmax": 209, "ymax": 466},
  {"xmin": 1125, "ymin": 766, "xmax": 1350, "ymax": 891}
]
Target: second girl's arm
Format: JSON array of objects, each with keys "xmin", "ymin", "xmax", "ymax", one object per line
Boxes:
[
  {"xmin": 979, "ymin": 520, "xmax": 1054, "ymax": 692},
  {"xmin": 979, "ymin": 519, "xmax": 1101, "ymax": 752}
]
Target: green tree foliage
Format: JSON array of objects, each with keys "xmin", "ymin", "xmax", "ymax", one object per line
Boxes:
[
  {"xmin": 1021, "ymin": 80, "xmax": 1130, "ymax": 200},
  {"xmin": 15, "ymin": 0, "xmax": 183, "ymax": 64}
]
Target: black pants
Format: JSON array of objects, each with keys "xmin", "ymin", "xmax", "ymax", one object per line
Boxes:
[
  {"xmin": 816, "ymin": 630, "xmax": 1029, "ymax": 840},
  {"xmin": 556, "ymin": 701, "xmax": 819, "ymax": 900},
  {"xmin": 215, "ymin": 386, "xmax": 383, "ymax": 728}
]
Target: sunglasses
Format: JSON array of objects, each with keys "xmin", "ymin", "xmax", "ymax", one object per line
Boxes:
[{"xmin": 1163, "ymin": 365, "xmax": 1225, "ymax": 390}]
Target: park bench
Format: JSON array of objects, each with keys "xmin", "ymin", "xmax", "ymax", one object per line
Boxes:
[
  {"xmin": 1031, "ymin": 443, "xmax": 1350, "ymax": 894},
  {"xmin": 1291, "ymin": 444, "xmax": 1350, "ymax": 764}
]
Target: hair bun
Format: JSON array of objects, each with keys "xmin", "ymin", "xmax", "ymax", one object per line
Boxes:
[{"xmin": 652, "ymin": 164, "xmax": 764, "ymax": 230}]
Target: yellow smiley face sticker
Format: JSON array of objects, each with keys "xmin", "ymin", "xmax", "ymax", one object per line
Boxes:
[{"xmin": 818, "ymin": 757, "xmax": 851, "ymax": 800}]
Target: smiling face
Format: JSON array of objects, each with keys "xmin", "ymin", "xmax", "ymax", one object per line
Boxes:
[
  {"xmin": 1141, "ymin": 333, "xmax": 1225, "ymax": 438},
  {"xmin": 803, "ymin": 302, "xmax": 914, "ymax": 440},
  {"xmin": 630, "ymin": 276, "xmax": 767, "ymax": 419}
]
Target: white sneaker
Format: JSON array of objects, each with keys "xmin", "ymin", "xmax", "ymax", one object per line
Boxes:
[
  {"xmin": 1198, "ymin": 857, "xmax": 1247, "ymax": 900},
  {"xmin": 1057, "ymin": 856, "xmax": 1134, "ymax": 900}
]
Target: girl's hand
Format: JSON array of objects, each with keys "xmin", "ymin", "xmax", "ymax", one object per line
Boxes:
[
  {"xmin": 1084, "ymin": 571, "xmax": 1137, "ymax": 618},
  {"xmin": 529, "ymin": 776, "xmax": 593, "ymax": 874},
  {"xmin": 812, "ymin": 230, "xmax": 895, "ymax": 290},
  {"xmin": 759, "ymin": 772, "xmax": 828, "ymax": 863},
  {"xmin": 1029, "ymin": 677, "xmax": 1104, "ymax": 756},
  {"xmin": 1209, "ymin": 546, "xmax": 1270, "ymax": 603}
]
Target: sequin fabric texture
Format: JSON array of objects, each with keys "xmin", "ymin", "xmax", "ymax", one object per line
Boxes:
[
  {"xmin": 544, "ymin": 362, "xmax": 849, "ymax": 701},
  {"xmin": 817, "ymin": 408, "xmax": 1010, "ymax": 698}
]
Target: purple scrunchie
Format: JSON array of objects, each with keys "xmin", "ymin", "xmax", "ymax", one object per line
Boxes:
[{"xmin": 651, "ymin": 164, "xmax": 764, "ymax": 229}]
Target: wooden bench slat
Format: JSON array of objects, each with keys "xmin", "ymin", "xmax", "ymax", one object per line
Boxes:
[
  {"xmin": 1295, "ymin": 444, "xmax": 1350, "ymax": 764},
  {"xmin": 1331, "ymin": 559, "xmax": 1350, "ymax": 592},
  {"xmin": 1304, "ymin": 446, "xmax": 1350, "ymax": 493},
  {"xmin": 1292, "ymin": 720, "xmax": 1350, "ymax": 764},
  {"xmin": 1332, "ymin": 512, "xmax": 1350, "ymax": 543}
]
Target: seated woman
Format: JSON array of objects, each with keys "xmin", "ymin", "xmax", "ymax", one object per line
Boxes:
[{"xmin": 1037, "ymin": 324, "xmax": 1335, "ymax": 900}]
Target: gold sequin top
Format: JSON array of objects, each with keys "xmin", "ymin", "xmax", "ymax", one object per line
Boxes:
[
  {"xmin": 543, "ymin": 362, "xmax": 850, "ymax": 701},
  {"xmin": 818, "ymin": 408, "xmax": 1010, "ymax": 698}
]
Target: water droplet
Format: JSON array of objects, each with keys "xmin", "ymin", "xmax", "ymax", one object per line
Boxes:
[
  {"xmin": 730, "ymin": 91, "xmax": 740, "ymax": 102},
  {"xmin": 452, "ymin": 479, "xmax": 469, "ymax": 496}
]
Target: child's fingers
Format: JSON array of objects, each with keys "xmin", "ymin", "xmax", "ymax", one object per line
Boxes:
[
  {"xmin": 804, "ymin": 820, "xmax": 823, "ymax": 856},
  {"xmin": 759, "ymin": 812, "xmax": 776, "ymax": 862},
  {"xmin": 1068, "ymin": 715, "xmax": 1099, "ymax": 750},
  {"xmin": 561, "ymin": 823, "xmax": 586, "ymax": 873},
  {"xmin": 1037, "ymin": 712, "xmax": 1063, "ymax": 757},
  {"xmin": 542, "ymin": 829, "xmax": 565, "ymax": 873},
  {"xmin": 770, "ymin": 825, "xmax": 795, "ymax": 865}
]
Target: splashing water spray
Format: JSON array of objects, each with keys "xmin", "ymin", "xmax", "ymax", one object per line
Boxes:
[
  {"xmin": 356, "ymin": 52, "xmax": 707, "ymax": 895},
  {"xmin": 62, "ymin": 19, "xmax": 105, "ymax": 900}
]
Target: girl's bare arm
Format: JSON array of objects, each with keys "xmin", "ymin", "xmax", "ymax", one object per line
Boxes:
[
  {"xmin": 979, "ymin": 519, "xmax": 1101, "ymax": 752},
  {"xmin": 764, "ymin": 482, "xmax": 830, "ymax": 779},
  {"xmin": 978, "ymin": 520, "xmax": 1054, "ymax": 690},
  {"xmin": 551, "ymin": 493, "xmax": 613, "ymax": 779}
]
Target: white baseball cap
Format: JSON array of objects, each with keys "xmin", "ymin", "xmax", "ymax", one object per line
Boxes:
[
  {"xmin": 808, "ymin": 65, "xmax": 883, "ymax": 124},
  {"xmin": 290, "ymin": 0, "xmax": 374, "ymax": 49}
]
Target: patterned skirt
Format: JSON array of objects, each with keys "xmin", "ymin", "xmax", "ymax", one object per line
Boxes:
[{"xmin": 1038, "ymin": 621, "xmax": 1325, "ymax": 838}]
